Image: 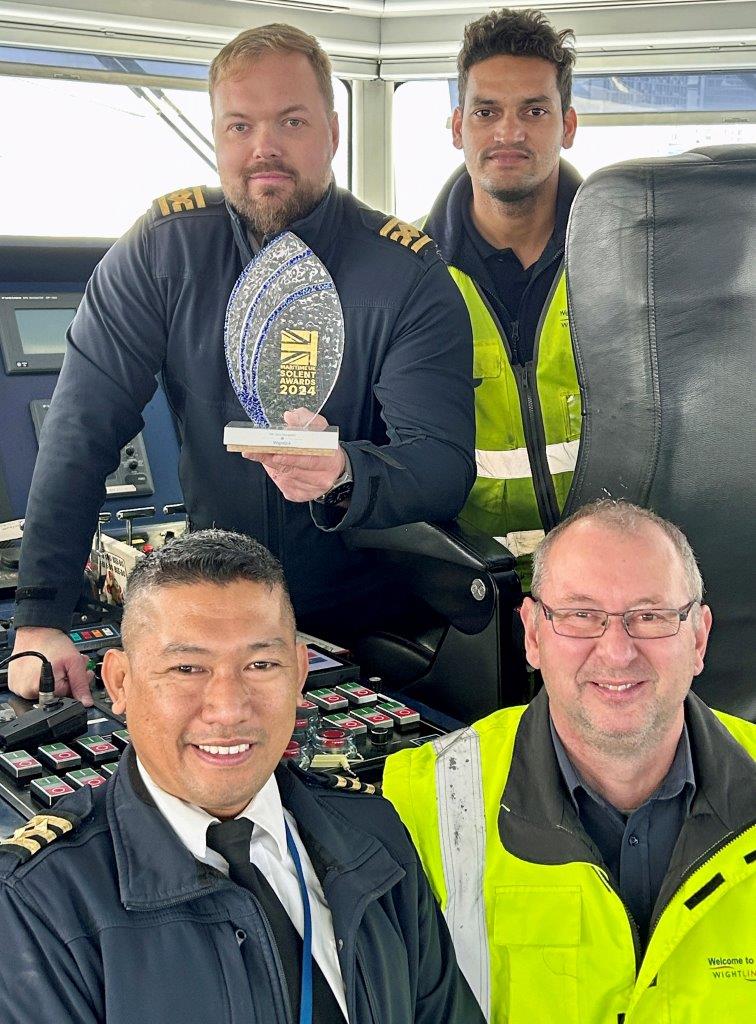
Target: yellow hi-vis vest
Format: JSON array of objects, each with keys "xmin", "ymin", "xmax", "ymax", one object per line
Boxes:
[
  {"xmin": 449, "ymin": 264, "xmax": 581, "ymax": 572},
  {"xmin": 383, "ymin": 705, "xmax": 756, "ymax": 1024}
]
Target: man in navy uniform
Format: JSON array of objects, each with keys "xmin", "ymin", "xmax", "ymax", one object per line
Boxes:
[
  {"xmin": 10, "ymin": 23, "xmax": 475, "ymax": 703},
  {"xmin": 0, "ymin": 529, "xmax": 482, "ymax": 1024}
]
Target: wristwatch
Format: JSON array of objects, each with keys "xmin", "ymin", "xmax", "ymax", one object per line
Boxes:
[{"xmin": 316, "ymin": 454, "xmax": 354, "ymax": 506}]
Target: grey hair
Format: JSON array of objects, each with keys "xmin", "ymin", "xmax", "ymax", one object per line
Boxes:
[{"xmin": 531, "ymin": 499, "xmax": 704, "ymax": 603}]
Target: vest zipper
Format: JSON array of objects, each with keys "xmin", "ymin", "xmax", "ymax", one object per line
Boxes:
[
  {"xmin": 592, "ymin": 864, "xmax": 643, "ymax": 973},
  {"xmin": 471, "ymin": 283, "xmax": 560, "ymax": 532},
  {"xmin": 514, "ymin": 358, "xmax": 560, "ymax": 531}
]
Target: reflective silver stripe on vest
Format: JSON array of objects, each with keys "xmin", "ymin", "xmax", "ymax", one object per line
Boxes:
[
  {"xmin": 433, "ymin": 729, "xmax": 490, "ymax": 1021},
  {"xmin": 476, "ymin": 438, "xmax": 580, "ymax": 480}
]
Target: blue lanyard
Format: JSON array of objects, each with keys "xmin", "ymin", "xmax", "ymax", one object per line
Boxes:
[{"xmin": 285, "ymin": 821, "xmax": 313, "ymax": 1024}]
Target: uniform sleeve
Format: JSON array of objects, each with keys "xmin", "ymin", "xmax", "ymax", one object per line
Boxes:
[
  {"xmin": 15, "ymin": 218, "xmax": 166, "ymax": 630},
  {"xmin": 413, "ymin": 848, "xmax": 485, "ymax": 1024},
  {"xmin": 310, "ymin": 257, "xmax": 475, "ymax": 532},
  {"xmin": 0, "ymin": 883, "xmax": 102, "ymax": 1023}
]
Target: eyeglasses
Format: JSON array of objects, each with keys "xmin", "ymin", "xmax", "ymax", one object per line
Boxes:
[{"xmin": 536, "ymin": 600, "xmax": 699, "ymax": 639}]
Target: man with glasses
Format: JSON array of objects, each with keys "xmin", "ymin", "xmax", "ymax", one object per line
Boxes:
[{"xmin": 383, "ymin": 499, "xmax": 756, "ymax": 1024}]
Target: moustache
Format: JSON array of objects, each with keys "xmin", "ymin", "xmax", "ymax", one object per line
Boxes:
[
  {"xmin": 242, "ymin": 163, "xmax": 298, "ymax": 181},
  {"xmin": 482, "ymin": 147, "xmax": 532, "ymax": 160}
]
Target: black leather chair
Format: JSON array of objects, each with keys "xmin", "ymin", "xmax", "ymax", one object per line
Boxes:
[
  {"xmin": 564, "ymin": 146, "xmax": 756, "ymax": 721},
  {"xmin": 346, "ymin": 521, "xmax": 525, "ymax": 723}
]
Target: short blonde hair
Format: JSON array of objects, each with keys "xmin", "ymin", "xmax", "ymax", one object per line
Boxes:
[{"xmin": 209, "ymin": 23, "xmax": 334, "ymax": 112}]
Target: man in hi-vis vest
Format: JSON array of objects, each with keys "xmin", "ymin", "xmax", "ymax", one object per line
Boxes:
[
  {"xmin": 425, "ymin": 8, "xmax": 582, "ymax": 586},
  {"xmin": 384, "ymin": 500, "xmax": 756, "ymax": 1024}
]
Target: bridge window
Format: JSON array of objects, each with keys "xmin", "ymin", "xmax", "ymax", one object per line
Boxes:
[
  {"xmin": 393, "ymin": 71, "xmax": 756, "ymax": 219},
  {"xmin": 0, "ymin": 46, "xmax": 350, "ymax": 237}
]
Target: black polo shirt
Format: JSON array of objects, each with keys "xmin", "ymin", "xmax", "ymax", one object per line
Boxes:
[
  {"xmin": 550, "ymin": 718, "xmax": 696, "ymax": 946},
  {"xmin": 460, "ymin": 170, "xmax": 575, "ymax": 362}
]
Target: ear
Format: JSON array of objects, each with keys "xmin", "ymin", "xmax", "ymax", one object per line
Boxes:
[
  {"xmin": 562, "ymin": 106, "xmax": 577, "ymax": 150},
  {"xmin": 294, "ymin": 642, "xmax": 309, "ymax": 700},
  {"xmin": 102, "ymin": 648, "xmax": 130, "ymax": 716},
  {"xmin": 520, "ymin": 597, "xmax": 542, "ymax": 670},
  {"xmin": 330, "ymin": 110, "xmax": 340, "ymax": 156},
  {"xmin": 692, "ymin": 603, "xmax": 713, "ymax": 677},
  {"xmin": 451, "ymin": 106, "xmax": 464, "ymax": 151}
]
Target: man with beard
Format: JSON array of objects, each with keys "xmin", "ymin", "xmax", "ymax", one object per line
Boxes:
[
  {"xmin": 425, "ymin": 8, "xmax": 582, "ymax": 586},
  {"xmin": 383, "ymin": 500, "xmax": 756, "ymax": 1024},
  {"xmin": 9, "ymin": 24, "xmax": 475, "ymax": 704}
]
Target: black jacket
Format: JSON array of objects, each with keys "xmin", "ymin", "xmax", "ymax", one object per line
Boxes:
[
  {"xmin": 424, "ymin": 159, "xmax": 582, "ymax": 364},
  {"xmin": 0, "ymin": 750, "xmax": 483, "ymax": 1024},
  {"xmin": 16, "ymin": 184, "xmax": 475, "ymax": 633}
]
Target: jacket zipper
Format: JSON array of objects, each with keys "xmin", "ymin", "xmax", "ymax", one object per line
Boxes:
[
  {"xmin": 127, "ymin": 882, "xmax": 294, "ymax": 1023},
  {"xmin": 355, "ymin": 943, "xmax": 380, "ymax": 1023},
  {"xmin": 645, "ymin": 825, "xmax": 753, "ymax": 946},
  {"xmin": 472, "ymin": 282, "xmax": 560, "ymax": 531}
]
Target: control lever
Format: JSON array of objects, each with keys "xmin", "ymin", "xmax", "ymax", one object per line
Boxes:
[
  {"xmin": 116, "ymin": 506, "xmax": 156, "ymax": 547},
  {"xmin": 0, "ymin": 652, "xmax": 87, "ymax": 751},
  {"xmin": 162, "ymin": 503, "xmax": 188, "ymax": 542}
]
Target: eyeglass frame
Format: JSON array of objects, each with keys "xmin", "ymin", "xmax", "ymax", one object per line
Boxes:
[{"xmin": 534, "ymin": 599, "xmax": 700, "ymax": 639}]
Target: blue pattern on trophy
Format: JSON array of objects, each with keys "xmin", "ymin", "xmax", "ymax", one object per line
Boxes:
[{"xmin": 225, "ymin": 232, "xmax": 345, "ymax": 428}]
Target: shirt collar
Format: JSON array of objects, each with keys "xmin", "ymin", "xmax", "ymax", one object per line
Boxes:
[
  {"xmin": 549, "ymin": 716, "xmax": 696, "ymax": 816},
  {"xmin": 136, "ymin": 757, "xmax": 289, "ymax": 862}
]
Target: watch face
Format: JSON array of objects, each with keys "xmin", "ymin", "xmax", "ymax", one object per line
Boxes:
[{"xmin": 322, "ymin": 481, "xmax": 354, "ymax": 506}]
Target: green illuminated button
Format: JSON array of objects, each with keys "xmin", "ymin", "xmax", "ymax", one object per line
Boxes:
[
  {"xmin": 111, "ymin": 729, "xmax": 131, "ymax": 751},
  {"xmin": 323, "ymin": 712, "xmax": 367, "ymax": 735},
  {"xmin": 73, "ymin": 735, "xmax": 119, "ymax": 764},
  {"xmin": 30, "ymin": 775, "xmax": 76, "ymax": 807},
  {"xmin": 334, "ymin": 682, "xmax": 377, "ymax": 705},
  {"xmin": 0, "ymin": 749, "xmax": 43, "ymax": 781},
  {"xmin": 308, "ymin": 688, "xmax": 349, "ymax": 710},
  {"xmin": 375, "ymin": 699, "xmax": 420, "ymax": 727},
  {"xmin": 64, "ymin": 767, "xmax": 106, "ymax": 789},
  {"xmin": 37, "ymin": 743, "xmax": 82, "ymax": 771},
  {"xmin": 100, "ymin": 762, "xmax": 119, "ymax": 777}
]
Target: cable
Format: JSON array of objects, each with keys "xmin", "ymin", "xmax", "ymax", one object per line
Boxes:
[{"xmin": 6, "ymin": 650, "xmax": 56, "ymax": 703}]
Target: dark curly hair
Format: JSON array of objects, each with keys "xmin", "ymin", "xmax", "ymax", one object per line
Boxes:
[{"xmin": 458, "ymin": 8, "xmax": 576, "ymax": 113}]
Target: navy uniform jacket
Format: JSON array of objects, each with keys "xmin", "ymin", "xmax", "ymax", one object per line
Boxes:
[
  {"xmin": 0, "ymin": 750, "xmax": 483, "ymax": 1024},
  {"xmin": 16, "ymin": 184, "xmax": 475, "ymax": 632}
]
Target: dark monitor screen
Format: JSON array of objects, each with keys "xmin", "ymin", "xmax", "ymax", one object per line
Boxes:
[
  {"xmin": 0, "ymin": 292, "xmax": 82, "ymax": 373},
  {"xmin": 14, "ymin": 308, "xmax": 75, "ymax": 355}
]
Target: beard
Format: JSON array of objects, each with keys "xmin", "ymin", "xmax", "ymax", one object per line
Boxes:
[
  {"xmin": 223, "ymin": 162, "xmax": 331, "ymax": 239},
  {"xmin": 477, "ymin": 147, "xmax": 553, "ymax": 207}
]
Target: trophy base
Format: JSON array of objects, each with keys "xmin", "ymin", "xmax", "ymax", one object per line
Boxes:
[{"xmin": 224, "ymin": 421, "xmax": 340, "ymax": 457}]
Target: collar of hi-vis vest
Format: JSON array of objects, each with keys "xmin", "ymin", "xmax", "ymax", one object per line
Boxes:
[
  {"xmin": 499, "ymin": 688, "xmax": 756, "ymax": 882},
  {"xmin": 425, "ymin": 158, "xmax": 582, "ymax": 282}
]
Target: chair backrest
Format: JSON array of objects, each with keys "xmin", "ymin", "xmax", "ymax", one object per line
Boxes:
[
  {"xmin": 346, "ymin": 520, "xmax": 526, "ymax": 722},
  {"xmin": 564, "ymin": 146, "xmax": 756, "ymax": 720}
]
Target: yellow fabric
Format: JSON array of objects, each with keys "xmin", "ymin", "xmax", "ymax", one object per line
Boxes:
[
  {"xmin": 383, "ymin": 707, "xmax": 756, "ymax": 1024},
  {"xmin": 449, "ymin": 267, "xmax": 581, "ymax": 543}
]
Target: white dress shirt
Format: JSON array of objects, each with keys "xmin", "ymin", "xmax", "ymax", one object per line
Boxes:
[{"xmin": 137, "ymin": 759, "xmax": 349, "ymax": 1020}]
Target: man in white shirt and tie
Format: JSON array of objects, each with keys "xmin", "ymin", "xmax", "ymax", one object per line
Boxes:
[{"xmin": 0, "ymin": 529, "xmax": 482, "ymax": 1024}]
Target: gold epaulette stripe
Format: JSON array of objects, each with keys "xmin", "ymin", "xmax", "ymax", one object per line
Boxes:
[
  {"xmin": 379, "ymin": 217, "xmax": 433, "ymax": 254},
  {"xmin": 0, "ymin": 814, "xmax": 75, "ymax": 857},
  {"xmin": 157, "ymin": 186, "xmax": 207, "ymax": 217},
  {"xmin": 330, "ymin": 774, "xmax": 377, "ymax": 795}
]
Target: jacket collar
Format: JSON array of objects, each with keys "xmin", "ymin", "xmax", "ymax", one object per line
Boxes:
[
  {"xmin": 425, "ymin": 158, "xmax": 582, "ymax": 282},
  {"xmin": 499, "ymin": 688, "xmax": 756, "ymax": 873},
  {"xmin": 107, "ymin": 746, "xmax": 403, "ymax": 911},
  {"xmin": 225, "ymin": 180, "xmax": 345, "ymax": 271}
]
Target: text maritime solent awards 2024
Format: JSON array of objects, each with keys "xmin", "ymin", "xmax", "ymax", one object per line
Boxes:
[{"xmin": 224, "ymin": 232, "xmax": 345, "ymax": 456}]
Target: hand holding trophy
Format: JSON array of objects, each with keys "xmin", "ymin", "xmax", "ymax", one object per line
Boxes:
[{"xmin": 224, "ymin": 231, "xmax": 345, "ymax": 457}]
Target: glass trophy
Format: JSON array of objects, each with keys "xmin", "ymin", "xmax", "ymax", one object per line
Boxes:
[{"xmin": 223, "ymin": 231, "xmax": 345, "ymax": 456}]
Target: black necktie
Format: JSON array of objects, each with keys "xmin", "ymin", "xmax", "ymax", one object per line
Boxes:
[{"xmin": 205, "ymin": 818, "xmax": 346, "ymax": 1024}]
